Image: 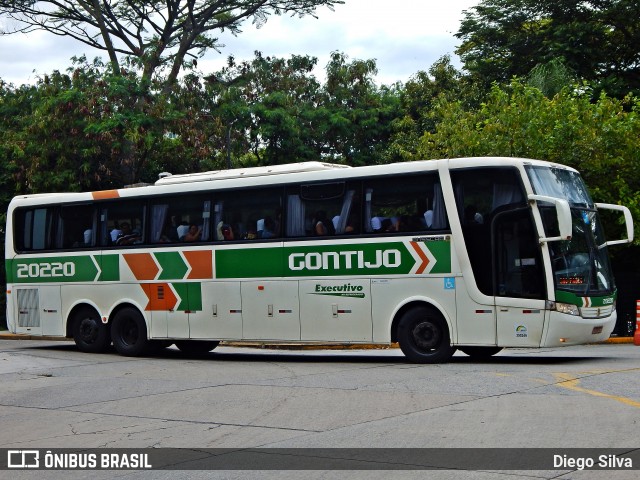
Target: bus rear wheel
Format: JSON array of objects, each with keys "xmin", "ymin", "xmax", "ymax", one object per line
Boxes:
[
  {"xmin": 397, "ymin": 306, "xmax": 456, "ymax": 363},
  {"xmin": 175, "ymin": 340, "xmax": 219, "ymax": 355},
  {"xmin": 111, "ymin": 307, "xmax": 148, "ymax": 357},
  {"xmin": 459, "ymin": 346, "xmax": 503, "ymax": 359},
  {"xmin": 72, "ymin": 307, "xmax": 110, "ymax": 353}
]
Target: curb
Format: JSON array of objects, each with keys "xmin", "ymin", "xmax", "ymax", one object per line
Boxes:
[
  {"xmin": 602, "ymin": 336, "xmax": 635, "ymax": 344},
  {"xmin": 0, "ymin": 332, "xmax": 635, "ymax": 347}
]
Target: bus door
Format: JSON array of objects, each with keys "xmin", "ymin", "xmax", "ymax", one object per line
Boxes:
[
  {"xmin": 241, "ymin": 281, "xmax": 300, "ymax": 341},
  {"xmin": 492, "ymin": 207, "xmax": 547, "ymax": 346},
  {"xmin": 451, "ymin": 166, "xmax": 547, "ymax": 347}
]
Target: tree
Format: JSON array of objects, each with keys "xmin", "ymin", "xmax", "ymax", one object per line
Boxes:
[
  {"xmin": 0, "ymin": 0, "xmax": 343, "ymax": 90},
  {"xmin": 384, "ymin": 55, "xmax": 481, "ymax": 162},
  {"xmin": 417, "ymin": 80, "xmax": 640, "ymax": 243},
  {"xmin": 0, "ymin": 57, "xmax": 227, "ymax": 190},
  {"xmin": 204, "ymin": 52, "xmax": 322, "ymax": 166},
  {"xmin": 320, "ymin": 51, "xmax": 401, "ymax": 165},
  {"xmin": 455, "ymin": 0, "xmax": 640, "ymax": 98},
  {"xmin": 526, "ymin": 57, "xmax": 576, "ymax": 98},
  {"xmin": 203, "ymin": 51, "xmax": 402, "ymax": 167}
]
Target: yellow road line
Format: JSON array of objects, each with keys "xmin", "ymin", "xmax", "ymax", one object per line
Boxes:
[{"xmin": 554, "ymin": 373, "xmax": 640, "ymax": 409}]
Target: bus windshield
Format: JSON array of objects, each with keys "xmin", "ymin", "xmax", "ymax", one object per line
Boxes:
[
  {"xmin": 525, "ymin": 165, "xmax": 615, "ymax": 296},
  {"xmin": 526, "ymin": 165, "xmax": 593, "ymax": 208}
]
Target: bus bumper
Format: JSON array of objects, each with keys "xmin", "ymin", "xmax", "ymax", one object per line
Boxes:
[{"xmin": 541, "ymin": 310, "xmax": 617, "ymax": 347}]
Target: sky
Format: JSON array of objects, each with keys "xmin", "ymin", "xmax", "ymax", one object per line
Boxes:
[{"xmin": 0, "ymin": 1, "xmax": 480, "ymax": 87}]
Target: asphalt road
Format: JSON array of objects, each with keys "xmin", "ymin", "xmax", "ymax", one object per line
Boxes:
[{"xmin": 0, "ymin": 339, "xmax": 639, "ymax": 479}]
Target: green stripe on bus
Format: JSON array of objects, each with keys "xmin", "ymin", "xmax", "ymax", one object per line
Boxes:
[
  {"xmin": 555, "ymin": 290, "xmax": 617, "ymax": 307},
  {"xmin": 216, "ymin": 247, "xmax": 283, "ymax": 278},
  {"xmin": 172, "ymin": 282, "xmax": 202, "ymax": 311},
  {"xmin": 10, "ymin": 256, "xmax": 99, "ymax": 283},
  {"xmin": 98, "ymin": 254, "xmax": 120, "ymax": 281},
  {"xmin": 155, "ymin": 251, "xmax": 188, "ymax": 280},
  {"xmin": 215, "ymin": 241, "xmax": 451, "ymax": 279},
  {"xmin": 424, "ymin": 241, "xmax": 451, "ymax": 274},
  {"xmin": 5, "ymin": 259, "xmax": 13, "ymax": 284},
  {"xmin": 7, "ymin": 239, "xmax": 452, "ymax": 284}
]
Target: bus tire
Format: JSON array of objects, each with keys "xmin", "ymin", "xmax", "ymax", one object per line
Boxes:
[
  {"xmin": 459, "ymin": 346, "xmax": 503, "ymax": 359},
  {"xmin": 72, "ymin": 307, "xmax": 111, "ymax": 353},
  {"xmin": 175, "ymin": 340, "xmax": 219, "ymax": 355},
  {"xmin": 397, "ymin": 306, "xmax": 456, "ymax": 363},
  {"xmin": 111, "ymin": 307, "xmax": 148, "ymax": 357}
]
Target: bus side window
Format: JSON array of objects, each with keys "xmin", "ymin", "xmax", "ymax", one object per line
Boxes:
[
  {"xmin": 214, "ymin": 188, "xmax": 283, "ymax": 241},
  {"xmin": 14, "ymin": 207, "xmax": 55, "ymax": 252},
  {"xmin": 363, "ymin": 173, "xmax": 445, "ymax": 234},
  {"xmin": 58, "ymin": 204, "xmax": 97, "ymax": 248},
  {"xmin": 287, "ymin": 182, "xmax": 359, "ymax": 238},
  {"xmin": 100, "ymin": 201, "xmax": 146, "ymax": 247}
]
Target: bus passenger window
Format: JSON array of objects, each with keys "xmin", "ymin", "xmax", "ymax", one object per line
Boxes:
[
  {"xmin": 364, "ymin": 173, "xmax": 446, "ymax": 234},
  {"xmin": 101, "ymin": 201, "xmax": 145, "ymax": 247},
  {"xmin": 57, "ymin": 204, "xmax": 97, "ymax": 249},
  {"xmin": 14, "ymin": 207, "xmax": 55, "ymax": 252},
  {"xmin": 286, "ymin": 182, "xmax": 359, "ymax": 238},
  {"xmin": 149, "ymin": 196, "xmax": 211, "ymax": 244},
  {"xmin": 213, "ymin": 188, "xmax": 282, "ymax": 242}
]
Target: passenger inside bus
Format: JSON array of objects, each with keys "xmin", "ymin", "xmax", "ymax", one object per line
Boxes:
[
  {"xmin": 217, "ymin": 221, "xmax": 235, "ymax": 241},
  {"xmin": 116, "ymin": 223, "xmax": 141, "ymax": 245},
  {"xmin": 313, "ymin": 211, "xmax": 335, "ymax": 236},
  {"xmin": 183, "ymin": 224, "xmax": 202, "ymax": 242}
]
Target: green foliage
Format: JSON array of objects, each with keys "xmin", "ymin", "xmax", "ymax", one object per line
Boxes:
[
  {"xmin": 0, "ymin": 57, "xmax": 228, "ymax": 195},
  {"xmin": 456, "ymin": 0, "xmax": 640, "ymax": 99},
  {"xmin": 385, "ymin": 55, "xmax": 481, "ymax": 162},
  {"xmin": 204, "ymin": 51, "xmax": 402, "ymax": 167},
  {"xmin": 321, "ymin": 52, "xmax": 402, "ymax": 165},
  {"xmin": 418, "ymin": 80, "xmax": 640, "ymax": 243},
  {"xmin": 527, "ymin": 58, "xmax": 576, "ymax": 98}
]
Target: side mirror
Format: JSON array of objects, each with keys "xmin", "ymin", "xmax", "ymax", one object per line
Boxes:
[
  {"xmin": 528, "ymin": 194, "xmax": 572, "ymax": 243},
  {"xmin": 595, "ymin": 203, "xmax": 634, "ymax": 246}
]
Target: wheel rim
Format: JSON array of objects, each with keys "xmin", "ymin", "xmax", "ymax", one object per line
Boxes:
[
  {"xmin": 120, "ymin": 317, "xmax": 139, "ymax": 346},
  {"xmin": 411, "ymin": 320, "xmax": 442, "ymax": 351},
  {"xmin": 78, "ymin": 317, "xmax": 99, "ymax": 344}
]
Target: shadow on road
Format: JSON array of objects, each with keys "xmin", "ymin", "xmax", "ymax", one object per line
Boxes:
[{"xmin": 19, "ymin": 342, "xmax": 616, "ymax": 366}]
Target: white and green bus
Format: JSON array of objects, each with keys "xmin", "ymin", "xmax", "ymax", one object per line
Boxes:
[{"xmin": 4, "ymin": 158, "xmax": 634, "ymax": 362}]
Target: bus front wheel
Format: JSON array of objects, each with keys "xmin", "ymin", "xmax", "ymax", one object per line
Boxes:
[
  {"xmin": 397, "ymin": 306, "xmax": 456, "ymax": 363},
  {"xmin": 111, "ymin": 307, "xmax": 148, "ymax": 357},
  {"xmin": 72, "ymin": 307, "xmax": 110, "ymax": 353}
]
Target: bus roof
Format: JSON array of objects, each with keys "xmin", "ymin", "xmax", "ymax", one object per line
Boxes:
[
  {"xmin": 8, "ymin": 157, "xmax": 577, "ymax": 207},
  {"xmin": 154, "ymin": 161, "xmax": 351, "ymax": 186}
]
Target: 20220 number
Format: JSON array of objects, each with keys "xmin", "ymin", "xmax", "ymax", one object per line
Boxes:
[{"xmin": 16, "ymin": 262, "xmax": 75, "ymax": 279}]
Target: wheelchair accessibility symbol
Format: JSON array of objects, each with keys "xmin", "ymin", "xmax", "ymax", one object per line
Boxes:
[{"xmin": 444, "ymin": 277, "xmax": 456, "ymax": 290}]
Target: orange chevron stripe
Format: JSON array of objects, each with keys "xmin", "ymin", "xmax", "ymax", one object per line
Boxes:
[
  {"xmin": 123, "ymin": 253, "xmax": 159, "ymax": 280},
  {"xmin": 141, "ymin": 283, "xmax": 178, "ymax": 311},
  {"xmin": 184, "ymin": 250, "xmax": 213, "ymax": 279},
  {"xmin": 410, "ymin": 241, "xmax": 430, "ymax": 274}
]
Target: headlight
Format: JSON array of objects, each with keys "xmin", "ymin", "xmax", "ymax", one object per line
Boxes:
[{"xmin": 553, "ymin": 302, "xmax": 580, "ymax": 316}]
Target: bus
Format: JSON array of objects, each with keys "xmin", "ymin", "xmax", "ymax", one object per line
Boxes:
[{"xmin": 4, "ymin": 157, "xmax": 634, "ymax": 363}]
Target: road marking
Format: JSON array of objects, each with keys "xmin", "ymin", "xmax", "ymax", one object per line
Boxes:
[{"xmin": 554, "ymin": 372, "xmax": 640, "ymax": 409}]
